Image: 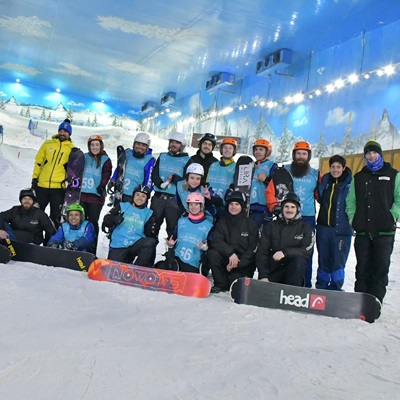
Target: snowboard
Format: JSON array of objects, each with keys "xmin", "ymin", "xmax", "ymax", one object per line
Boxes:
[
  {"xmin": 2, "ymin": 239, "xmax": 95, "ymax": 272},
  {"xmin": 62, "ymin": 147, "xmax": 86, "ymax": 219},
  {"xmin": 107, "ymin": 145, "xmax": 126, "ymax": 207},
  {"xmin": 233, "ymin": 155, "xmax": 255, "ymax": 215},
  {"xmin": 88, "ymin": 258, "xmax": 212, "ymax": 298},
  {"xmin": 0, "ymin": 243, "xmax": 12, "ymax": 264},
  {"xmin": 272, "ymin": 165, "xmax": 294, "ymax": 203},
  {"xmin": 230, "ymin": 278, "xmax": 381, "ymax": 323}
]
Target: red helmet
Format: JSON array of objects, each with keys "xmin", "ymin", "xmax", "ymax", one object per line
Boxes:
[
  {"xmin": 87, "ymin": 135, "xmax": 104, "ymax": 152},
  {"xmin": 220, "ymin": 137, "xmax": 238, "ymax": 156},
  {"xmin": 253, "ymin": 139, "xmax": 272, "ymax": 156},
  {"xmin": 292, "ymin": 141, "xmax": 312, "ymax": 160}
]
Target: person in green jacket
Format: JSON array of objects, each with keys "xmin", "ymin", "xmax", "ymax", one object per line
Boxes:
[
  {"xmin": 346, "ymin": 140, "xmax": 400, "ymax": 302},
  {"xmin": 31, "ymin": 119, "xmax": 76, "ymax": 227}
]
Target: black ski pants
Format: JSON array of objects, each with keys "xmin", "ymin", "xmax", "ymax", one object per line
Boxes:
[
  {"xmin": 150, "ymin": 193, "xmax": 181, "ymax": 238},
  {"xmin": 354, "ymin": 234, "xmax": 394, "ymax": 302},
  {"xmin": 269, "ymin": 256, "xmax": 307, "ymax": 287},
  {"xmin": 108, "ymin": 237, "xmax": 157, "ymax": 267},
  {"xmin": 36, "ymin": 187, "xmax": 65, "ymax": 228}
]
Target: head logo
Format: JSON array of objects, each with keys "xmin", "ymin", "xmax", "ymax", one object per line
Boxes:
[{"xmin": 309, "ymin": 295, "xmax": 326, "ymax": 310}]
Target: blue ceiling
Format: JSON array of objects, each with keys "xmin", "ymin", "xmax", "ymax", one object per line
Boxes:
[{"xmin": 1, "ymin": 0, "xmax": 399, "ymax": 113}]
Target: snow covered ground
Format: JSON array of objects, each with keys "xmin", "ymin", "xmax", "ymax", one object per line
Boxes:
[{"xmin": 0, "ymin": 111, "xmax": 400, "ymax": 399}]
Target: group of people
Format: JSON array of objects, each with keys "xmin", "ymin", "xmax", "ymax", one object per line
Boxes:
[{"xmin": 1, "ymin": 120, "xmax": 399, "ymax": 304}]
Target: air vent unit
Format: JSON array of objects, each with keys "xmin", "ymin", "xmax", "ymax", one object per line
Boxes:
[
  {"xmin": 160, "ymin": 92, "xmax": 176, "ymax": 107},
  {"xmin": 141, "ymin": 101, "xmax": 157, "ymax": 113},
  {"xmin": 206, "ymin": 72, "xmax": 235, "ymax": 91},
  {"xmin": 256, "ymin": 49, "xmax": 292, "ymax": 76}
]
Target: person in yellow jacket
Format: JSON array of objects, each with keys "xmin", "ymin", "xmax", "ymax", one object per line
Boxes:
[{"xmin": 31, "ymin": 119, "xmax": 76, "ymax": 227}]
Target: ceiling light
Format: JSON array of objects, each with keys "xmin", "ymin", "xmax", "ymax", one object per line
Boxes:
[
  {"xmin": 16, "ymin": 78, "xmax": 20, "ymax": 83},
  {"xmin": 348, "ymin": 73, "xmax": 359, "ymax": 83},
  {"xmin": 315, "ymin": 89, "xmax": 322, "ymax": 96},
  {"xmin": 334, "ymin": 79, "xmax": 345, "ymax": 88},
  {"xmin": 383, "ymin": 64, "xmax": 395, "ymax": 76},
  {"xmin": 326, "ymin": 84, "xmax": 335, "ymax": 93}
]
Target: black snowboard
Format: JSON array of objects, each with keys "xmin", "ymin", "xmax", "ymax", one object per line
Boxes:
[
  {"xmin": 233, "ymin": 155, "xmax": 255, "ymax": 215},
  {"xmin": 230, "ymin": 277, "xmax": 381, "ymax": 323},
  {"xmin": 3, "ymin": 239, "xmax": 96, "ymax": 272},
  {"xmin": 62, "ymin": 147, "xmax": 86, "ymax": 219},
  {"xmin": 107, "ymin": 145, "xmax": 126, "ymax": 207},
  {"xmin": 271, "ymin": 165, "xmax": 294, "ymax": 203},
  {"xmin": 0, "ymin": 243, "xmax": 12, "ymax": 264}
]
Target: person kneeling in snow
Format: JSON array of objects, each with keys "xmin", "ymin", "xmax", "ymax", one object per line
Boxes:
[
  {"xmin": 256, "ymin": 193, "xmax": 314, "ymax": 287},
  {"xmin": 155, "ymin": 192, "xmax": 213, "ymax": 273},
  {"xmin": 47, "ymin": 204, "xmax": 96, "ymax": 253},
  {"xmin": 102, "ymin": 185, "xmax": 157, "ymax": 267}
]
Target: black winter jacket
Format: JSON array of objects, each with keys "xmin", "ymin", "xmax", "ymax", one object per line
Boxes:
[
  {"xmin": 0, "ymin": 205, "xmax": 55, "ymax": 244},
  {"xmin": 256, "ymin": 216, "xmax": 313, "ymax": 279},
  {"xmin": 209, "ymin": 211, "xmax": 258, "ymax": 269},
  {"xmin": 184, "ymin": 150, "xmax": 218, "ymax": 179}
]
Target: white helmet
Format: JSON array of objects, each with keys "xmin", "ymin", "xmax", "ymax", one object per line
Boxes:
[
  {"xmin": 169, "ymin": 130, "xmax": 186, "ymax": 149},
  {"xmin": 134, "ymin": 132, "xmax": 151, "ymax": 146},
  {"xmin": 186, "ymin": 163, "xmax": 204, "ymax": 176}
]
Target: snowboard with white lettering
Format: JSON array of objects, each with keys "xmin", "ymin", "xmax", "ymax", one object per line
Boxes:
[{"xmin": 230, "ymin": 278, "xmax": 381, "ymax": 323}]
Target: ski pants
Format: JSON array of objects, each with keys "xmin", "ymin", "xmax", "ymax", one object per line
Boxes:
[
  {"xmin": 315, "ymin": 224, "xmax": 351, "ymax": 290},
  {"xmin": 36, "ymin": 187, "xmax": 65, "ymax": 228},
  {"xmin": 269, "ymin": 256, "xmax": 307, "ymax": 287},
  {"xmin": 354, "ymin": 234, "xmax": 395, "ymax": 303},
  {"xmin": 108, "ymin": 237, "xmax": 157, "ymax": 267},
  {"xmin": 302, "ymin": 215, "xmax": 316, "ymax": 288},
  {"xmin": 208, "ymin": 248, "xmax": 255, "ymax": 290},
  {"xmin": 80, "ymin": 202, "xmax": 103, "ymax": 236},
  {"xmin": 155, "ymin": 249, "xmax": 199, "ymax": 273},
  {"xmin": 150, "ymin": 193, "xmax": 181, "ymax": 238}
]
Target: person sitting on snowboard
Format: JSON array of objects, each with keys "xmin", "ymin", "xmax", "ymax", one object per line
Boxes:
[
  {"xmin": 155, "ymin": 192, "xmax": 213, "ymax": 273},
  {"xmin": 256, "ymin": 193, "xmax": 314, "ymax": 287},
  {"xmin": 0, "ymin": 188, "xmax": 55, "ymax": 245},
  {"xmin": 47, "ymin": 204, "xmax": 96, "ymax": 253},
  {"xmin": 102, "ymin": 184, "xmax": 157, "ymax": 267}
]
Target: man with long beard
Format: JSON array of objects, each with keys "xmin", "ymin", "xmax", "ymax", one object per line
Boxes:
[{"xmin": 265, "ymin": 141, "xmax": 321, "ymax": 287}]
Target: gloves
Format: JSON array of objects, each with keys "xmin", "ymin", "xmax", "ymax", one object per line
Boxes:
[
  {"xmin": 96, "ymin": 184, "xmax": 106, "ymax": 196},
  {"xmin": 114, "ymin": 212, "xmax": 124, "ymax": 225},
  {"xmin": 31, "ymin": 178, "xmax": 39, "ymax": 191},
  {"xmin": 48, "ymin": 243, "xmax": 63, "ymax": 249},
  {"xmin": 272, "ymin": 205, "xmax": 282, "ymax": 217},
  {"xmin": 63, "ymin": 240, "xmax": 77, "ymax": 251},
  {"xmin": 160, "ymin": 181, "xmax": 170, "ymax": 189}
]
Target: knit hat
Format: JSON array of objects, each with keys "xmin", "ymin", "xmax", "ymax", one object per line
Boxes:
[
  {"xmin": 58, "ymin": 121, "xmax": 72, "ymax": 136},
  {"xmin": 364, "ymin": 140, "xmax": 382, "ymax": 156},
  {"xmin": 19, "ymin": 188, "xmax": 37, "ymax": 203},
  {"xmin": 225, "ymin": 189, "xmax": 246, "ymax": 209}
]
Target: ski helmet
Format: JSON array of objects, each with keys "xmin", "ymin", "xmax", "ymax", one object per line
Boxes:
[
  {"xmin": 19, "ymin": 188, "xmax": 37, "ymax": 203},
  {"xmin": 253, "ymin": 139, "xmax": 272, "ymax": 156},
  {"xmin": 186, "ymin": 163, "xmax": 204, "ymax": 176},
  {"xmin": 169, "ymin": 130, "xmax": 186, "ymax": 150},
  {"xmin": 66, "ymin": 203, "xmax": 85, "ymax": 220},
  {"xmin": 186, "ymin": 192, "xmax": 205, "ymax": 205},
  {"xmin": 87, "ymin": 135, "xmax": 104, "ymax": 152},
  {"xmin": 199, "ymin": 133, "xmax": 217, "ymax": 149},
  {"xmin": 220, "ymin": 137, "xmax": 237, "ymax": 156},
  {"xmin": 132, "ymin": 184, "xmax": 151, "ymax": 200},
  {"xmin": 225, "ymin": 189, "xmax": 246, "ymax": 209},
  {"xmin": 281, "ymin": 192, "xmax": 301, "ymax": 210},
  {"xmin": 134, "ymin": 132, "xmax": 151, "ymax": 147},
  {"xmin": 292, "ymin": 141, "xmax": 312, "ymax": 161}
]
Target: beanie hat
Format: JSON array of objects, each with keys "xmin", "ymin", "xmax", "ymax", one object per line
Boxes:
[
  {"xmin": 225, "ymin": 189, "xmax": 246, "ymax": 210},
  {"xmin": 364, "ymin": 140, "xmax": 382, "ymax": 157},
  {"xmin": 19, "ymin": 188, "xmax": 37, "ymax": 203},
  {"xmin": 58, "ymin": 121, "xmax": 72, "ymax": 136}
]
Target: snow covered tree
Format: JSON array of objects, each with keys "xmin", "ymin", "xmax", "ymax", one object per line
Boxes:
[
  {"xmin": 66, "ymin": 106, "xmax": 74, "ymax": 123},
  {"xmin": 276, "ymin": 120, "xmax": 296, "ymax": 163},
  {"xmin": 92, "ymin": 115, "xmax": 98, "ymax": 127},
  {"xmin": 25, "ymin": 106, "xmax": 31, "ymax": 118},
  {"xmin": 314, "ymin": 131, "xmax": 328, "ymax": 158},
  {"xmin": 47, "ymin": 112, "xmax": 52, "ymax": 122},
  {"xmin": 112, "ymin": 116, "xmax": 118, "ymax": 126},
  {"xmin": 86, "ymin": 117, "xmax": 91, "ymax": 127},
  {"xmin": 40, "ymin": 109, "xmax": 46, "ymax": 120},
  {"xmin": 342, "ymin": 112, "xmax": 354, "ymax": 155},
  {"xmin": 20, "ymin": 108, "xmax": 24, "ymax": 116},
  {"xmin": 0, "ymin": 95, "xmax": 5, "ymax": 110}
]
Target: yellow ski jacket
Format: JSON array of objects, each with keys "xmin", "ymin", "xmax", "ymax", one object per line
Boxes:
[{"xmin": 32, "ymin": 135, "xmax": 76, "ymax": 189}]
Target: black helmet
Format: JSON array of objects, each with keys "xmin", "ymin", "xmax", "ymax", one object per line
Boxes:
[
  {"xmin": 132, "ymin": 184, "xmax": 151, "ymax": 200},
  {"xmin": 19, "ymin": 188, "xmax": 37, "ymax": 203},
  {"xmin": 281, "ymin": 192, "xmax": 301, "ymax": 210},
  {"xmin": 199, "ymin": 133, "xmax": 217, "ymax": 149},
  {"xmin": 225, "ymin": 189, "xmax": 246, "ymax": 209}
]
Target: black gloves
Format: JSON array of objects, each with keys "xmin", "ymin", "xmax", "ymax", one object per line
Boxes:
[
  {"xmin": 63, "ymin": 240, "xmax": 77, "ymax": 251},
  {"xmin": 31, "ymin": 178, "xmax": 39, "ymax": 191},
  {"xmin": 272, "ymin": 205, "xmax": 282, "ymax": 217}
]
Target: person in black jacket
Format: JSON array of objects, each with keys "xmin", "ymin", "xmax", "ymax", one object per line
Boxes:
[
  {"xmin": 207, "ymin": 190, "xmax": 259, "ymax": 293},
  {"xmin": 346, "ymin": 140, "xmax": 400, "ymax": 302},
  {"xmin": 184, "ymin": 133, "xmax": 218, "ymax": 178},
  {"xmin": 0, "ymin": 188, "xmax": 55, "ymax": 245},
  {"xmin": 256, "ymin": 193, "xmax": 314, "ymax": 286}
]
